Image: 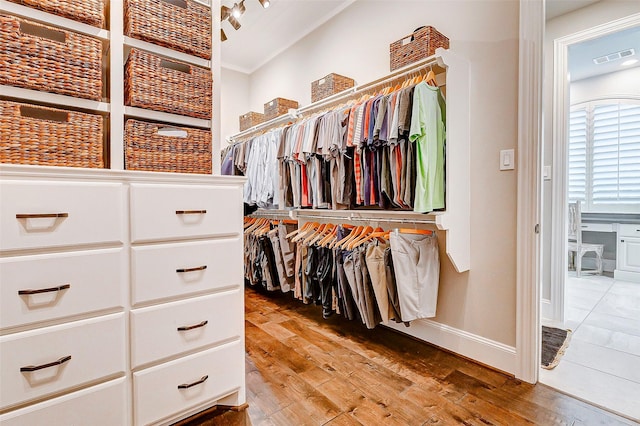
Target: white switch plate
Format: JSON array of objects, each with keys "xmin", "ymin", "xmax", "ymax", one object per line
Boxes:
[
  {"xmin": 500, "ymin": 149, "xmax": 515, "ymax": 171},
  {"xmin": 543, "ymin": 165, "xmax": 551, "ymax": 180}
]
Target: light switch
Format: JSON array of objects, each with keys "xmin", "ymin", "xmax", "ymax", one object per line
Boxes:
[
  {"xmin": 500, "ymin": 149, "xmax": 515, "ymax": 171},
  {"xmin": 543, "ymin": 165, "xmax": 551, "ymax": 180}
]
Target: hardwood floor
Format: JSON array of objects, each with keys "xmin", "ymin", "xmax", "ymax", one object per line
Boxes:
[{"xmin": 177, "ymin": 287, "xmax": 637, "ymax": 426}]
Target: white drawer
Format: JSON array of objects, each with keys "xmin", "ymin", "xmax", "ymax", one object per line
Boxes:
[
  {"xmin": 0, "ymin": 378, "xmax": 127, "ymax": 426},
  {"xmin": 0, "ymin": 249, "xmax": 125, "ymax": 331},
  {"xmin": 619, "ymin": 224, "xmax": 640, "ymax": 238},
  {"xmin": 130, "ymin": 183, "xmax": 242, "ymax": 243},
  {"xmin": 0, "ymin": 181, "xmax": 124, "ymax": 251},
  {"xmin": 131, "ymin": 290, "xmax": 243, "ymax": 368},
  {"xmin": 580, "ymin": 222, "xmax": 614, "ymax": 233},
  {"xmin": 0, "ymin": 313, "xmax": 126, "ymax": 410},
  {"xmin": 131, "ymin": 239, "xmax": 242, "ymax": 305},
  {"xmin": 133, "ymin": 341, "xmax": 244, "ymax": 426}
]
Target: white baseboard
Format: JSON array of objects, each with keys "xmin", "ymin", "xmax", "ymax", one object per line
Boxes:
[
  {"xmin": 614, "ymin": 270, "xmax": 640, "ymax": 283},
  {"xmin": 385, "ymin": 319, "xmax": 516, "ymax": 375}
]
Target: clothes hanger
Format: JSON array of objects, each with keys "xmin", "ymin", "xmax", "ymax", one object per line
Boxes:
[
  {"xmin": 338, "ymin": 225, "xmax": 365, "ymax": 249},
  {"xmin": 286, "ymin": 221, "xmax": 312, "ymax": 239},
  {"xmin": 352, "ymin": 227, "xmax": 387, "ymax": 248},
  {"xmin": 308, "ymin": 223, "xmax": 335, "ymax": 246},
  {"xmin": 245, "ymin": 217, "xmax": 267, "ymax": 235},
  {"xmin": 332, "ymin": 225, "xmax": 361, "ymax": 249},
  {"xmin": 318, "ymin": 225, "xmax": 338, "ymax": 247},
  {"xmin": 302, "ymin": 223, "xmax": 327, "ymax": 245},
  {"xmin": 347, "ymin": 225, "xmax": 374, "ymax": 250},
  {"xmin": 425, "ymin": 69, "xmax": 437, "ymax": 86},
  {"xmin": 292, "ymin": 222, "xmax": 320, "ymax": 242}
]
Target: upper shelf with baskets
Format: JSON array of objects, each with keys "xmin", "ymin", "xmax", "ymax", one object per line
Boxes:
[
  {"xmin": 0, "ymin": 0, "xmax": 109, "ymax": 40},
  {"xmin": 1, "ymin": 0, "xmax": 219, "ymax": 175}
]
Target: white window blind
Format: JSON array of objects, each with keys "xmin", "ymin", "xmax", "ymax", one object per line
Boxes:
[{"xmin": 568, "ymin": 100, "xmax": 640, "ymax": 213}]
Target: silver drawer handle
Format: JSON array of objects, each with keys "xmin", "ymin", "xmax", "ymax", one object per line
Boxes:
[
  {"xmin": 20, "ymin": 355, "xmax": 71, "ymax": 372},
  {"xmin": 178, "ymin": 375, "xmax": 208, "ymax": 389},
  {"xmin": 18, "ymin": 284, "xmax": 70, "ymax": 296},
  {"xmin": 175, "ymin": 210, "xmax": 207, "ymax": 215},
  {"xmin": 176, "ymin": 265, "xmax": 207, "ymax": 273},
  {"xmin": 177, "ymin": 320, "xmax": 208, "ymax": 331},
  {"xmin": 16, "ymin": 213, "xmax": 69, "ymax": 219}
]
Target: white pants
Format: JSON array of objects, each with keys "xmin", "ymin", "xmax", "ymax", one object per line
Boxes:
[{"xmin": 389, "ymin": 231, "xmax": 440, "ymax": 321}]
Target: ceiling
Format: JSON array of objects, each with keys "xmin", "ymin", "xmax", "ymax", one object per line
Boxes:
[
  {"xmin": 220, "ymin": 0, "xmax": 354, "ymax": 73},
  {"xmin": 220, "ymin": 0, "xmax": 638, "ymax": 82},
  {"xmin": 545, "ymin": 0, "xmax": 601, "ymax": 20},
  {"xmin": 568, "ymin": 25, "xmax": 640, "ymax": 82}
]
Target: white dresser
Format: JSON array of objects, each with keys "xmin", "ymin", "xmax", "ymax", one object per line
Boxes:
[{"xmin": 0, "ymin": 165, "xmax": 246, "ymax": 425}]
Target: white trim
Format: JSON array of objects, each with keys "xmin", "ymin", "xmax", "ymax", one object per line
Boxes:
[
  {"xmin": 614, "ymin": 270, "xmax": 640, "ymax": 283},
  {"xmin": 516, "ymin": 0, "xmax": 544, "ymax": 384},
  {"xmin": 385, "ymin": 320, "xmax": 516, "ymax": 375},
  {"xmin": 548, "ymin": 12, "xmax": 640, "ymax": 325}
]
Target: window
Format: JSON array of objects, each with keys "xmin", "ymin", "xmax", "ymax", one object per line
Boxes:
[{"xmin": 568, "ymin": 99, "xmax": 640, "ymax": 213}]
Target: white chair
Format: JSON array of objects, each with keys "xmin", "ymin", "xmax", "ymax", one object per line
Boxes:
[{"xmin": 567, "ymin": 200, "xmax": 604, "ymax": 277}]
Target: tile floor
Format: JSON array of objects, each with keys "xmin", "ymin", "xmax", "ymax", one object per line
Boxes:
[{"xmin": 540, "ymin": 274, "xmax": 640, "ymax": 422}]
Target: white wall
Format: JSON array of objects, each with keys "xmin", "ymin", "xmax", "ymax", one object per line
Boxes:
[
  {"xmin": 220, "ymin": 67, "xmax": 250, "ymax": 146},
  {"xmin": 243, "ymin": 0, "xmax": 520, "ymax": 349},
  {"xmin": 542, "ymin": 1, "xmax": 640, "ymax": 306},
  {"xmin": 570, "ymin": 66, "xmax": 640, "ymax": 104}
]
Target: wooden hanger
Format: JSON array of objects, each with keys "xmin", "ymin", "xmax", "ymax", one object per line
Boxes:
[
  {"xmin": 338, "ymin": 225, "xmax": 365, "ymax": 249},
  {"xmin": 331, "ymin": 225, "xmax": 360, "ymax": 249},
  {"xmin": 347, "ymin": 225, "xmax": 374, "ymax": 250},
  {"xmin": 318, "ymin": 225, "xmax": 338, "ymax": 247},
  {"xmin": 291, "ymin": 222, "xmax": 320, "ymax": 242},
  {"xmin": 244, "ymin": 217, "xmax": 266, "ymax": 234},
  {"xmin": 425, "ymin": 69, "xmax": 437, "ymax": 86},
  {"xmin": 302, "ymin": 223, "xmax": 327, "ymax": 245},
  {"xmin": 308, "ymin": 223, "xmax": 335, "ymax": 246},
  {"xmin": 286, "ymin": 221, "xmax": 313, "ymax": 239}
]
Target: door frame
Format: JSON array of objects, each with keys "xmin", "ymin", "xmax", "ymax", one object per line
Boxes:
[
  {"xmin": 515, "ymin": 0, "xmax": 544, "ymax": 384},
  {"xmin": 547, "ymin": 12, "xmax": 640, "ymax": 327}
]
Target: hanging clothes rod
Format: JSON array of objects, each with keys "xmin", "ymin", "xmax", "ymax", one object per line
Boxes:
[
  {"xmin": 292, "ymin": 212, "xmax": 437, "ymax": 225},
  {"xmin": 249, "ymin": 209, "xmax": 296, "ymax": 219},
  {"xmin": 227, "ymin": 50, "xmax": 447, "ymax": 142}
]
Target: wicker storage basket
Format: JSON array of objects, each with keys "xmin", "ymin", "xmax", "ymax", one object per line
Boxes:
[
  {"xmin": 311, "ymin": 73, "xmax": 355, "ymax": 103},
  {"xmin": 125, "ymin": 48, "xmax": 212, "ymax": 119},
  {"xmin": 125, "ymin": 0, "xmax": 211, "ymax": 60},
  {"xmin": 390, "ymin": 26, "xmax": 449, "ymax": 71},
  {"xmin": 6, "ymin": 0, "xmax": 105, "ymax": 28},
  {"xmin": 0, "ymin": 100, "xmax": 104, "ymax": 168},
  {"xmin": 263, "ymin": 98, "xmax": 299, "ymax": 121},
  {"xmin": 0, "ymin": 15, "xmax": 103, "ymax": 100},
  {"xmin": 124, "ymin": 119, "xmax": 211, "ymax": 174},
  {"xmin": 239, "ymin": 111, "xmax": 265, "ymax": 131}
]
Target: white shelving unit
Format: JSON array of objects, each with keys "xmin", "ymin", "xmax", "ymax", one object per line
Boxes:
[{"xmin": 0, "ymin": 0, "xmax": 221, "ymax": 174}]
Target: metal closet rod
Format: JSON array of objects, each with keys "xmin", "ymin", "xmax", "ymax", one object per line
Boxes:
[
  {"xmin": 227, "ymin": 53, "xmax": 444, "ymax": 142},
  {"xmin": 293, "ymin": 212, "xmax": 437, "ymax": 225}
]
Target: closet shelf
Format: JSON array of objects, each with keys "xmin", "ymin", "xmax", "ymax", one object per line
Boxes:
[
  {"xmin": 0, "ymin": 85, "xmax": 110, "ymax": 113},
  {"xmin": 124, "ymin": 37, "xmax": 211, "ymax": 69},
  {"xmin": 0, "ymin": 0, "xmax": 110, "ymax": 40},
  {"xmin": 124, "ymin": 107, "xmax": 211, "ymax": 129}
]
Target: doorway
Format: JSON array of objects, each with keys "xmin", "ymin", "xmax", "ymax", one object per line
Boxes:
[{"xmin": 539, "ymin": 9, "xmax": 640, "ymax": 421}]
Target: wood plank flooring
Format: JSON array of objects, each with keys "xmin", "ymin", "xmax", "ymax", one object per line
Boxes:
[{"xmin": 176, "ymin": 288, "xmax": 637, "ymax": 426}]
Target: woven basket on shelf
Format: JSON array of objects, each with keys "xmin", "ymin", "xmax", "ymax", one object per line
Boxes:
[
  {"xmin": 390, "ymin": 26, "xmax": 449, "ymax": 71},
  {"xmin": 125, "ymin": 48, "xmax": 212, "ymax": 119},
  {"xmin": 263, "ymin": 98, "xmax": 299, "ymax": 121},
  {"xmin": 124, "ymin": 119, "xmax": 212, "ymax": 174},
  {"xmin": 0, "ymin": 15, "xmax": 103, "ymax": 100},
  {"xmin": 311, "ymin": 73, "xmax": 355, "ymax": 103},
  {"xmin": 239, "ymin": 111, "xmax": 265, "ymax": 131},
  {"xmin": 0, "ymin": 100, "xmax": 105, "ymax": 168},
  {"xmin": 6, "ymin": 0, "xmax": 105, "ymax": 28},
  {"xmin": 125, "ymin": 0, "xmax": 211, "ymax": 60}
]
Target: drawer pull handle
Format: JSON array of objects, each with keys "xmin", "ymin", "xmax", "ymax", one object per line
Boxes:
[
  {"xmin": 176, "ymin": 265, "xmax": 207, "ymax": 273},
  {"xmin": 177, "ymin": 320, "xmax": 208, "ymax": 331},
  {"xmin": 178, "ymin": 375, "xmax": 208, "ymax": 389},
  {"xmin": 20, "ymin": 355, "xmax": 71, "ymax": 372},
  {"xmin": 16, "ymin": 213, "xmax": 69, "ymax": 219},
  {"xmin": 19, "ymin": 284, "xmax": 70, "ymax": 296},
  {"xmin": 175, "ymin": 210, "xmax": 207, "ymax": 215},
  {"xmin": 581, "ymin": 225, "xmax": 588, "ymax": 228}
]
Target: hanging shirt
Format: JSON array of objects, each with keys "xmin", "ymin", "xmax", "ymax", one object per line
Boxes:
[{"xmin": 410, "ymin": 82, "xmax": 446, "ymax": 213}]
